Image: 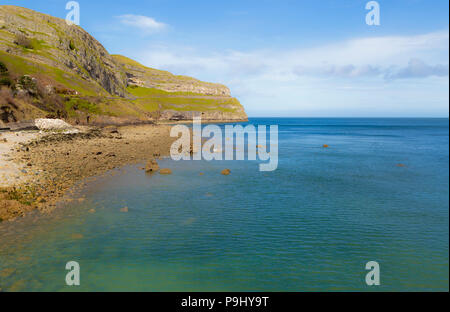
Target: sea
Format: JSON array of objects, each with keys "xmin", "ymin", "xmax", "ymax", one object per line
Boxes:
[{"xmin": 0, "ymin": 118, "xmax": 448, "ymax": 291}]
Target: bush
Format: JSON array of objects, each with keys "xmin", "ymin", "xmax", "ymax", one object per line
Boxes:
[
  {"xmin": 0, "ymin": 61, "xmax": 7, "ymax": 75},
  {"xmin": 0, "ymin": 77, "xmax": 12, "ymax": 87},
  {"xmin": 0, "ymin": 62, "xmax": 12, "ymax": 87},
  {"xmin": 18, "ymin": 75, "xmax": 37, "ymax": 94},
  {"xmin": 31, "ymin": 91, "xmax": 67, "ymax": 118},
  {"xmin": 69, "ymin": 40, "xmax": 76, "ymax": 50},
  {"xmin": 14, "ymin": 33, "xmax": 33, "ymax": 49},
  {"xmin": 65, "ymin": 97, "xmax": 101, "ymax": 115}
]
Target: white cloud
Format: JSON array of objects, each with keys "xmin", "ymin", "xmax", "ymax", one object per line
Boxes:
[
  {"xmin": 137, "ymin": 30, "xmax": 448, "ymax": 79},
  {"xmin": 385, "ymin": 59, "xmax": 449, "ymax": 80},
  {"xmin": 117, "ymin": 14, "xmax": 167, "ymax": 33},
  {"xmin": 133, "ymin": 30, "xmax": 449, "ymax": 116}
]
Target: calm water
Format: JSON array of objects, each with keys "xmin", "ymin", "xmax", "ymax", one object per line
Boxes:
[{"xmin": 0, "ymin": 118, "xmax": 448, "ymax": 291}]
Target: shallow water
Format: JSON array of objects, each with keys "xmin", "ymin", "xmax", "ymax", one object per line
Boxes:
[{"xmin": 0, "ymin": 118, "xmax": 448, "ymax": 291}]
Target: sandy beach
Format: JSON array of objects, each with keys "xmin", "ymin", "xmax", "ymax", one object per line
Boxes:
[{"xmin": 0, "ymin": 124, "xmax": 176, "ymax": 222}]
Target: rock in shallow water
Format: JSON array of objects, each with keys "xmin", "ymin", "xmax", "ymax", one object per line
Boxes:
[
  {"xmin": 0, "ymin": 267, "xmax": 16, "ymax": 278},
  {"xmin": 159, "ymin": 168, "xmax": 172, "ymax": 175},
  {"xmin": 145, "ymin": 159, "xmax": 159, "ymax": 173},
  {"xmin": 71, "ymin": 233, "xmax": 83, "ymax": 240},
  {"xmin": 221, "ymin": 169, "xmax": 231, "ymax": 175}
]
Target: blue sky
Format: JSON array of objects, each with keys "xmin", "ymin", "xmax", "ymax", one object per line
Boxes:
[{"xmin": 5, "ymin": 0, "xmax": 449, "ymax": 117}]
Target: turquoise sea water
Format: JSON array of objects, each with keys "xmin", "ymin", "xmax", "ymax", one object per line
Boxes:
[{"xmin": 0, "ymin": 118, "xmax": 448, "ymax": 291}]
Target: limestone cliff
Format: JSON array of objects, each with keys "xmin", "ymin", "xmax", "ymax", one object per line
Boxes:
[
  {"xmin": 113, "ymin": 55, "xmax": 247, "ymax": 122},
  {"xmin": 0, "ymin": 5, "xmax": 127, "ymax": 97},
  {"xmin": 0, "ymin": 5, "xmax": 247, "ymax": 124},
  {"xmin": 114, "ymin": 55, "xmax": 230, "ymax": 96}
]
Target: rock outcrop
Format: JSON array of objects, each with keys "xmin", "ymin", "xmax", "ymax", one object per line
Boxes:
[
  {"xmin": 114, "ymin": 55, "xmax": 248, "ymax": 122},
  {"xmin": 159, "ymin": 109, "xmax": 248, "ymax": 122},
  {"xmin": 0, "ymin": 5, "xmax": 127, "ymax": 96},
  {"xmin": 113, "ymin": 55, "xmax": 230, "ymax": 96},
  {"xmin": 34, "ymin": 118, "xmax": 75, "ymax": 131}
]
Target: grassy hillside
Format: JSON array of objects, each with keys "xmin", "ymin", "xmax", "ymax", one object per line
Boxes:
[{"xmin": 0, "ymin": 5, "xmax": 247, "ymax": 124}]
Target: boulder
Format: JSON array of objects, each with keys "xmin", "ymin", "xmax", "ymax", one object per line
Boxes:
[
  {"xmin": 34, "ymin": 119, "xmax": 75, "ymax": 131},
  {"xmin": 221, "ymin": 169, "xmax": 231, "ymax": 176},
  {"xmin": 145, "ymin": 159, "xmax": 159, "ymax": 172}
]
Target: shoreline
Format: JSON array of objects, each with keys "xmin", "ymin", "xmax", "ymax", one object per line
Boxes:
[{"xmin": 0, "ymin": 123, "xmax": 178, "ymax": 222}]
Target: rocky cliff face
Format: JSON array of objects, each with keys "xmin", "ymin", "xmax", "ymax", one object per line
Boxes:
[
  {"xmin": 113, "ymin": 55, "xmax": 231, "ymax": 96},
  {"xmin": 0, "ymin": 5, "xmax": 248, "ymax": 123},
  {"xmin": 114, "ymin": 55, "xmax": 248, "ymax": 122},
  {"xmin": 0, "ymin": 5, "xmax": 127, "ymax": 96},
  {"xmin": 160, "ymin": 109, "xmax": 248, "ymax": 122}
]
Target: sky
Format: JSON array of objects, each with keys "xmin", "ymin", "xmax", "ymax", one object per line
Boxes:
[{"xmin": 4, "ymin": 0, "xmax": 449, "ymax": 117}]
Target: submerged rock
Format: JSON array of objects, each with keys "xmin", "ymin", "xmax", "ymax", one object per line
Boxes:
[
  {"xmin": 221, "ymin": 169, "xmax": 231, "ymax": 176},
  {"xmin": 0, "ymin": 267, "xmax": 16, "ymax": 278},
  {"xmin": 145, "ymin": 159, "xmax": 159, "ymax": 173},
  {"xmin": 71, "ymin": 233, "xmax": 83, "ymax": 240},
  {"xmin": 159, "ymin": 168, "xmax": 172, "ymax": 175},
  {"xmin": 8, "ymin": 279, "xmax": 26, "ymax": 292}
]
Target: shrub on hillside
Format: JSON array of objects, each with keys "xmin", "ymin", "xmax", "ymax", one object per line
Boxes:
[
  {"xmin": 64, "ymin": 97, "xmax": 101, "ymax": 115},
  {"xmin": 0, "ymin": 77, "xmax": 13, "ymax": 87},
  {"xmin": 14, "ymin": 34, "xmax": 33, "ymax": 49},
  {"xmin": 17, "ymin": 75, "xmax": 38, "ymax": 96},
  {"xmin": 0, "ymin": 61, "xmax": 8, "ymax": 75},
  {"xmin": 69, "ymin": 40, "xmax": 76, "ymax": 50},
  {"xmin": 0, "ymin": 62, "xmax": 13, "ymax": 87}
]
